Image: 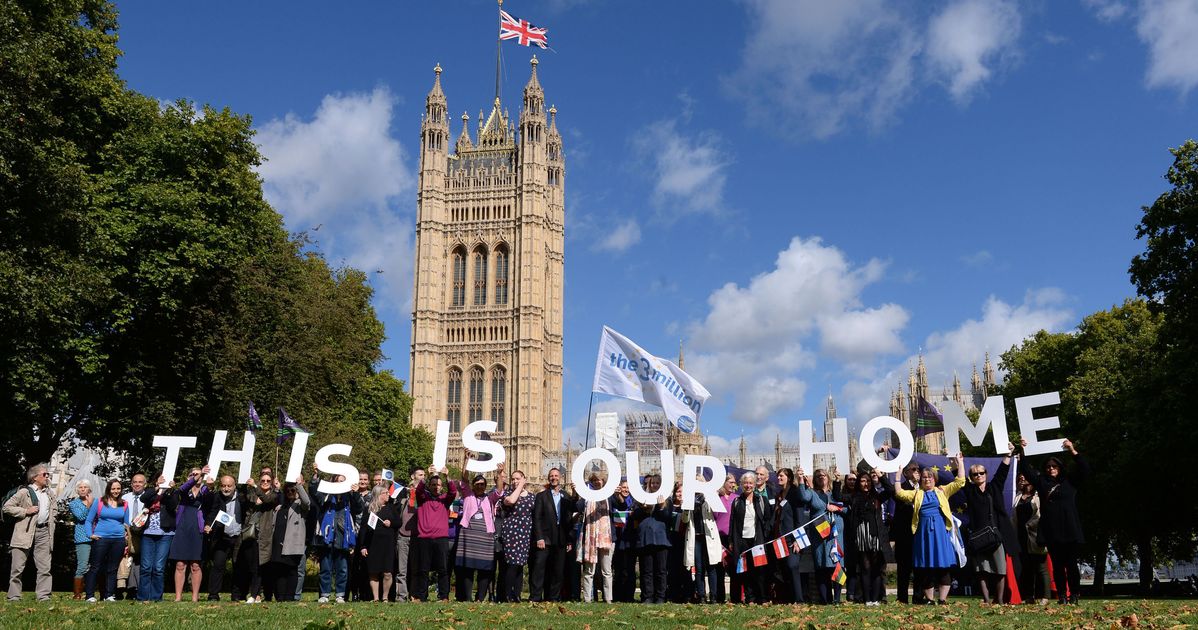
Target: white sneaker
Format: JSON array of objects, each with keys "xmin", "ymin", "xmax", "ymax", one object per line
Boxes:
[
  {"xmin": 245, "ymin": 596, "xmax": 255, "ymax": 604},
  {"xmin": 318, "ymin": 596, "xmax": 329, "ymax": 603},
  {"xmin": 104, "ymin": 596, "xmax": 116, "ymax": 602},
  {"xmin": 87, "ymin": 597, "xmax": 97, "ymax": 603},
  {"xmin": 335, "ymin": 596, "xmax": 345, "ymax": 604}
]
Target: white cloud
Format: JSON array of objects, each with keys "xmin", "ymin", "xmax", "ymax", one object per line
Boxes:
[
  {"xmin": 255, "ymin": 87, "xmax": 415, "ymax": 310},
  {"xmin": 819, "ymin": 304, "xmax": 910, "ymax": 364},
  {"xmin": 843, "ymin": 288, "xmax": 1074, "ymax": 423},
  {"xmin": 1083, "ymin": 0, "xmax": 1130, "ymax": 21},
  {"xmin": 634, "ymin": 119, "xmax": 729, "ymax": 216},
  {"xmin": 728, "ymin": 0, "xmax": 1024, "ymax": 139},
  {"xmin": 1137, "ymin": 0, "xmax": 1198, "ymax": 93},
  {"xmin": 728, "ymin": 0, "xmax": 922, "ymax": 139},
  {"xmin": 592, "ymin": 218, "xmax": 642, "ymax": 252},
  {"xmin": 685, "ymin": 237, "xmax": 908, "ymax": 422},
  {"xmin": 927, "ymin": 0, "xmax": 1022, "ymax": 103},
  {"xmin": 961, "ymin": 250, "xmax": 995, "ymax": 267}
]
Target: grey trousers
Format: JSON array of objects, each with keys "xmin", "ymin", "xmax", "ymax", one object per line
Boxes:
[
  {"xmin": 7, "ymin": 527, "xmax": 52, "ymax": 601},
  {"xmin": 295, "ymin": 556, "xmax": 306, "ymax": 600},
  {"xmin": 395, "ymin": 535, "xmax": 412, "ymax": 601}
]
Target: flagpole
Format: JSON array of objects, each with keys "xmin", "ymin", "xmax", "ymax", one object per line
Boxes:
[
  {"xmin": 583, "ymin": 391, "xmax": 595, "ymax": 450},
  {"xmin": 495, "ymin": 0, "xmax": 503, "ymax": 102}
]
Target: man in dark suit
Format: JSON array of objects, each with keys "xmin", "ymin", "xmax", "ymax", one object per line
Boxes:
[
  {"xmin": 753, "ymin": 465, "xmax": 776, "ymax": 530},
  {"xmin": 891, "ymin": 460, "xmax": 920, "ymax": 604},
  {"xmin": 530, "ymin": 468, "xmax": 574, "ymax": 602}
]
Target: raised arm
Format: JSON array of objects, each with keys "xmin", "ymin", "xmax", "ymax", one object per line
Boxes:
[
  {"xmin": 942, "ymin": 454, "xmax": 967, "ymax": 497},
  {"xmin": 1060, "ymin": 439, "xmax": 1088, "ymax": 485}
]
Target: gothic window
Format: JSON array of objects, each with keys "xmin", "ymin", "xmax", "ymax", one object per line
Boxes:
[
  {"xmin": 473, "ymin": 247, "xmax": 488, "ymax": 306},
  {"xmin": 451, "ymin": 247, "xmax": 466, "ymax": 308},
  {"xmin": 469, "ymin": 367, "xmax": 484, "ymax": 424},
  {"xmin": 491, "ymin": 366, "xmax": 506, "ymax": 432},
  {"xmin": 447, "ymin": 368, "xmax": 462, "ymax": 432},
  {"xmin": 494, "ymin": 246, "xmax": 509, "ymax": 305}
]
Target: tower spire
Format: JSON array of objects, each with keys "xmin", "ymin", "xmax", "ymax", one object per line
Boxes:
[{"xmin": 677, "ymin": 339, "xmax": 685, "ymax": 370}]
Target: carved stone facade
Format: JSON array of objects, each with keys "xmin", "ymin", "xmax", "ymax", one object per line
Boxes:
[
  {"xmin": 409, "ymin": 58, "xmax": 565, "ymax": 481},
  {"xmin": 889, "ymin": 353, "xmax": 997, "ymax": 455}
]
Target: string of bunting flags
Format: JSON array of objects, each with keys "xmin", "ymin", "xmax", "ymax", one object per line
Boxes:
[{"xmin": 735, "ymin": 511, "xmax": 842, "ymax": 579}]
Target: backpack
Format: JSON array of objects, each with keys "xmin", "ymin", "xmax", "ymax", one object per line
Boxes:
[{"xmin": 1, "ymin": 486, "xmax": 37, "ymax": 524}]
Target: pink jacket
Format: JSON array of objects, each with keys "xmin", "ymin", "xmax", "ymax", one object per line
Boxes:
[{"xmin": 459, "ymin": 489, "xmax": 503, "ymax": 533}]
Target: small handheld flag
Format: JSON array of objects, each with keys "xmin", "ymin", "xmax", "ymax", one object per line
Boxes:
[
  {"xmin": 772, "ymin": 536, "xmax": 791, "ymax": 559},
  {"xmin": 277, "ymin": 407, "xmax": 306, "ymax": 445},
  {"xmin": 832, "ymin": 562, "xmax": 847, "ymax": 585},
  {"xmin": 247, "ymin": 402, "xmax": 263, "ymax": 432},
  {"xmin": 735, "ymin": 554, "xmax": 747, "ymax": 574},
  {"xmin": 750, "ymin": 544, "xmax": 768, "ymax": 567},
  {"xmin": 367, "ymin": 512, "xmax": 379, "ymax": 529},
  {"xmin": 382, "ymin": 469, "xmax": 395, "ymax": 482},
  {"xmin": 389, "ymin": 482, "xmax": 404, "ymax": 500},
  {"xmin": 791, "ymin": 527, "xmax": 812, "ymax": 551},
  {"xmin": 814, "ymin": 516, "xmax": 832, "ymax": 539},
  {"xmin": 215, "ymin": 511, "xmax": 234, "ymax": 527}
]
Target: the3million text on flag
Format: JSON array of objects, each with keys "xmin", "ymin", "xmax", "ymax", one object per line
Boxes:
[{"xmin": 592, "ymin": 326, "xmax": 710, "ymax": 434}]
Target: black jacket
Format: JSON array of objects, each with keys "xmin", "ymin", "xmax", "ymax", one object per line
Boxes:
[
  {"xmin": 141, "ymin": 486, "xmax": 180, "ymax": 532},
  {"xmin": 202, "ymin": 489, "xmax": 247, "ymax": 535},
  {"xmin": 729, "ymin": 493, "xmax": 767, "ymax": 559},
  {"xmin": 532, "ymin": 487, "xmax": 575, "ymax": 547},
  {"xmin": 960, "ymin": 460, "xmax": 1020, "ymax": 555},
  {"xmin": 885, "ymin": 475, "xmax": 918, "ymax": 546},
  {"xmin": 1021, "ymin": 453, "xmax": 1088, "ymax": 545}
]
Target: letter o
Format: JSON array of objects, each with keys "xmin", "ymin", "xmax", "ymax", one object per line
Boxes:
[
  {"xmin": 571, "ymin": 448, "xmax": 621, "ymax": 502},
  {"xmin": 859, "ymin": 416, "xmax": 915, "ymax": 474}
]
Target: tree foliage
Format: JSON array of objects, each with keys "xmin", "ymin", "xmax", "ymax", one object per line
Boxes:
[
  {"xmin": 0, "ymin": 0, "xmax": 429, "ymax": 484},
  {"xmin": 998, "ymin": 300, "xmax": 1193, "ymax": 584}
]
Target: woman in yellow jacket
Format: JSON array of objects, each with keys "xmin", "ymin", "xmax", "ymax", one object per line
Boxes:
[{"xmin": 884, "ymin": 453, "xmax": 965, "ymax": 605}]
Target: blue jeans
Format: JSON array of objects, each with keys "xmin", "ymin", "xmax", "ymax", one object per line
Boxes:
[
  {"xmin": 138, "ymin": 534, "xmax": 172, "ymax": 602},
  {"xmin": 85, "ymin": 537, "xmax": 125, "ymax": 599},
  {"xmin": 74, "ymin": 542, "xmax": 92, "ymax": 578},
  {"xmin": 318, "ymin": 549, "xmax": 348, "ymax": 597}
]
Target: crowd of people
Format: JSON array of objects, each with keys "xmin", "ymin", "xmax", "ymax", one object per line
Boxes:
[{"xmin": 3, "ymin": 439, "xmax": 1088, "ymax": 606}]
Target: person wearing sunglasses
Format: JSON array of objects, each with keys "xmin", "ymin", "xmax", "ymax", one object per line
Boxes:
[
  {"xmin": 1019, "ymin": 437, "xmax": 1088, "ymax": 605},
  {"xmin": 960, "ymin": 443, "xmax": 1019, "ymax": 604},
  {"xmin": 4, "ymin": 464, "xmax": 55, "ymax": 601}
]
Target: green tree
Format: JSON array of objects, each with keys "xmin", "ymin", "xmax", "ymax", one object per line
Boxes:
[
  {"xmin": 0, "ymin": 0, "xmax": 431, "ymax": 484},
  {"xmin": 0, "ymin": 0, "xmax": 128, "ymax": 482},
  {"xmin": 998, "ymin": 301, "xmax": 1183, "ymax": 591}
]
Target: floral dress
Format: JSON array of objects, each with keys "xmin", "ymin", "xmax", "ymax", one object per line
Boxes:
[{"xmin": 500, "ymin": 489, "xmax": 535, "ymax": 567}]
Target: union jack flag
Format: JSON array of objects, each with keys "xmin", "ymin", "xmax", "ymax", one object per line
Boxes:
[{"xmin": 500, "ymin": 9, "xmax": 549, "ymax": 49}]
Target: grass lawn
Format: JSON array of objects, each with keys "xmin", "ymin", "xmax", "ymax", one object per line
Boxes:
[{"xmin": 0, "ymin": 598, "xmax": 1195, "ymax": 629}]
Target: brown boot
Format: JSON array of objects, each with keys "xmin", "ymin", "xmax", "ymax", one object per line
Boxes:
[{"xmin": 73, "ymin": 577, "xmax": 84, "ymax": 600}]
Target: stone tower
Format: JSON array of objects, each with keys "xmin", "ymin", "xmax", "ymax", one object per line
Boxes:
[{"xmin": 409, "ymin": 58, "xmax": 565, "ymax": 480}]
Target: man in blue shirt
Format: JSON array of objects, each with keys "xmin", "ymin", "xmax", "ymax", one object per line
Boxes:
[{"xmin": 530, "ymin": 468, "xmax": 575, "ymax": 602}]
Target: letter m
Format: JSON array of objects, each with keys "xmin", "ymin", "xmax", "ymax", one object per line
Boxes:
[{"xmin": 941, "ymin": 397, "xmax": 1008, "ymax": 456}]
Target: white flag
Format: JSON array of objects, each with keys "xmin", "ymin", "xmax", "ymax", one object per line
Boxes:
[
  {"xmin": 215, "ymin": 510, "xmax": 234, "ymax": 527},
  {"xmin": 592, "ymin": 326, "xmax": 710, "ymax": 433}
]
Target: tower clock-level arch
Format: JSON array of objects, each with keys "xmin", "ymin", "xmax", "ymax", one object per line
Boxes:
[{"xmin": 410, "ymin": 58, "xmax": 564, "ymax": 482}]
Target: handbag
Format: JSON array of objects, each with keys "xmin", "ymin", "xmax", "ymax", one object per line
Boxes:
[{"xmin": 967, "ymin": 524, "xmax": 1001, "ymax": 554}]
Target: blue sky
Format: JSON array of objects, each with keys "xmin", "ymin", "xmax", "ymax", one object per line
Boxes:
[{"xmin": 113, "ymin": 0, "xmax": 1197, "ymax": 455}]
